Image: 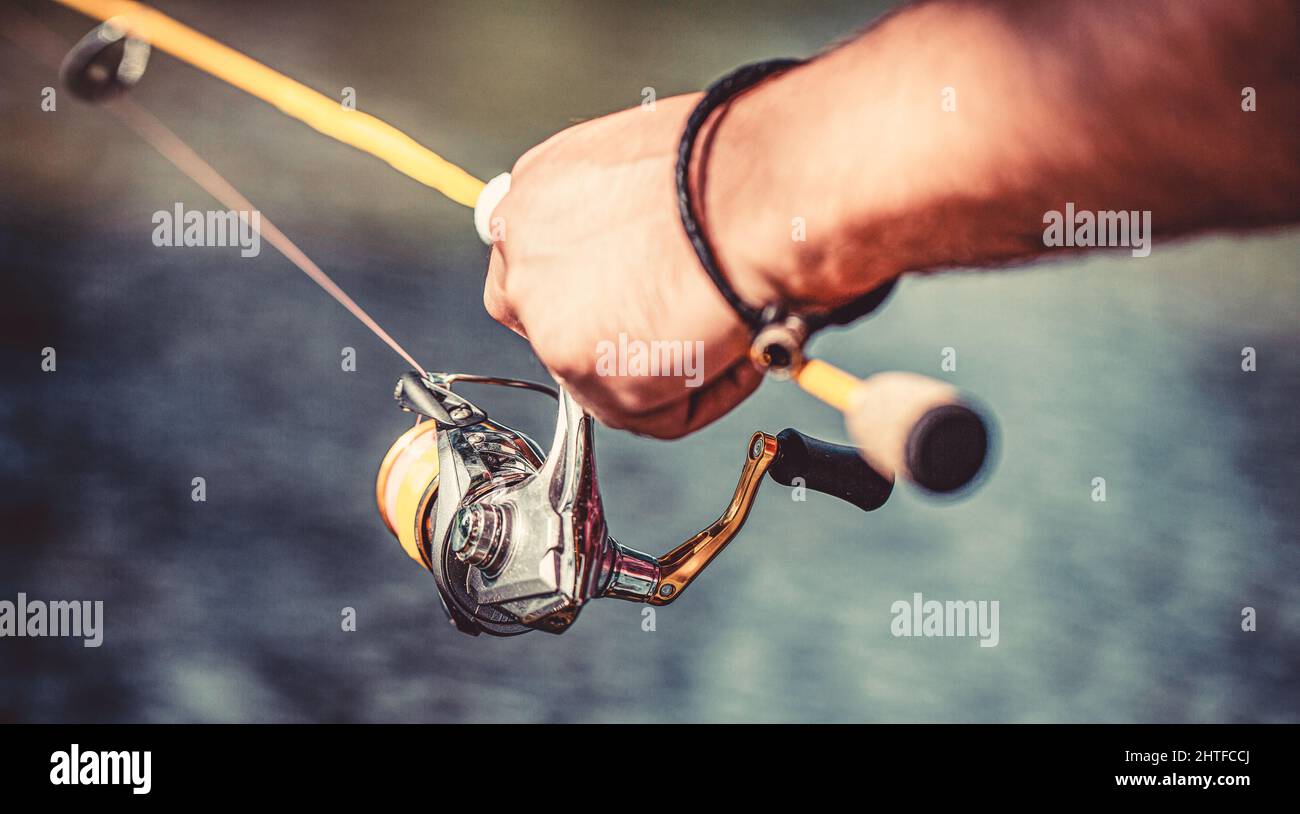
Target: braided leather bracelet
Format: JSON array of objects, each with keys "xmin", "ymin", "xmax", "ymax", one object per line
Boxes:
[{"xmin": 675, "ymin": 58, "xmax": 895, "ymax": 375}]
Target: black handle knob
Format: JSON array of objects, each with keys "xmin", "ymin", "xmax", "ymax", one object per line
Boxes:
[
  {"xmin": 768, "ymin": 428, "xmax": 893, "ymax": 512},
  {"xmin": 905, "ymin": 403, "xmax": 990, "ymax": 493}
]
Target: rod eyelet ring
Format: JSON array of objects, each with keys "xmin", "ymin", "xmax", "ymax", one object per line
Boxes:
[
  {"xmin": 60, "ymin": 19, "xmax": 151, "ymax": 103},
  {"xmin": 750, "ymin": 313, "xmax": 809, "ymax": 380}
]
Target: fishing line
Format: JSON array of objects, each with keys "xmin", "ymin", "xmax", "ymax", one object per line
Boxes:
[
  {"xmin": 112, "ymin": 98, "xmax": 431, "ymax": 376},
  {"xmin": 1, "ymin": 4, "xmax": 431, "ymax": 376}
]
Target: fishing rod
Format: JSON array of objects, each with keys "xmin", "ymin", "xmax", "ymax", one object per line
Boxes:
[{"xmin": 23, "ymin": 0, "xmax": 995, "ymax": 636}]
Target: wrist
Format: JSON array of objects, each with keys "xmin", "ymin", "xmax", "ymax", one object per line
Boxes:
[
  {"xmin": 699, "ymin": 2, "xmax": 1053, "ymax": 313},
  {"xmin": 695, "ymin": 69, "xmax": 819, "ymax": 315},
  {"xmin": 701, "ymin": 56, "xmax": 914, "ymax": 316}
]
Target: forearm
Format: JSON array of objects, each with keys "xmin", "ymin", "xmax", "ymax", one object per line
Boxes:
[{"xmin": 706, "ymin": 0, "xmax": 1300, "ymax": 310}]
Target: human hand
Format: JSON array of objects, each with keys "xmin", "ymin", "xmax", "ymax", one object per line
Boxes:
[{"xmin": 482, "ymin": 93, "xmax": 785, "ymax": 438}]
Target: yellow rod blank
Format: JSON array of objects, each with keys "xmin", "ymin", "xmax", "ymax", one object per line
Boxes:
[
  {"xmin": 53, "ymin": 0, "xmax": 486, "ymax": 208},
  {"xmin": 794, "ymin": 358, "xmax": 863, "ymax": 413}
]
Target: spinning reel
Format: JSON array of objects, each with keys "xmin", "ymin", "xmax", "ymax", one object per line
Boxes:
[
  {"xmin": 382, "ymin": 180, "xmax": 995, "ymax": 638},
  {"xmin": 376, "ymin": 369, "xmax": 989, "ymax": 636}
]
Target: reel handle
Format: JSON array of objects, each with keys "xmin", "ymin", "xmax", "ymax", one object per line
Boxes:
[{"xmin": 768, "ymin": 428, "xmax": 893, "ymax": 511}]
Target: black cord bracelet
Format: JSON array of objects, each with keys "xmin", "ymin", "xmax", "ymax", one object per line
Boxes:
[
  {"xmin": 675, "ymin": 58, "xmax": 803, "ymax": 333},
  {"xmin": 675, "ymin": 59, "xmax": 897, "ymax": 372}
]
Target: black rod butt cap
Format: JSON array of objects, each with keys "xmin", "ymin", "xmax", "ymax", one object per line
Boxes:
[{"xmin": 905, "ymin": 404, "xmax": 990, "ymax": 493}]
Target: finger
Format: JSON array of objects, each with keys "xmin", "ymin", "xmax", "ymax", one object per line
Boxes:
[
  {"xmin": 483, "ymin": 244, "xmax": 526, "ymax": 338},
  {"xmin": 578, "ymin": 357, "xmax": 765, "ymax": 439}
]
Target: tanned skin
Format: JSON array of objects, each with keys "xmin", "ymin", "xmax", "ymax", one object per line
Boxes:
[{"xmin": 483, "ymin": 0, "xmax": 1300, "ymax": 443}]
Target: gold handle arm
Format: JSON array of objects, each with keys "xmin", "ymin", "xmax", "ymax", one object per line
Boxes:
[{"xmin": 647, "ymin": 432, "xmax": 778, "ymax": 605}]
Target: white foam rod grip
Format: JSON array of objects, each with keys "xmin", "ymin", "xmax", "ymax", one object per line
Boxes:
[{"xmin": 843, "ymin": 372, "xmax": 992, "ymax": 494}]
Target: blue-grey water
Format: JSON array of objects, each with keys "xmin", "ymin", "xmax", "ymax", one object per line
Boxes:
[{"xmin": 1, "ymin": 0, "xmax": 1296, "ymax": 722}]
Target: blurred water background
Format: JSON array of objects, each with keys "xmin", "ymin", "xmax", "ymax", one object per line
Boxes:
[{"xmin": 0, "ymin": 0, "xmax": 1296, "ymax": 722}]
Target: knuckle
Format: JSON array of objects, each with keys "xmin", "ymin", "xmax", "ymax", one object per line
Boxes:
[
  {"xmin": 482, "ymin": 286, "xmax": 508, "ymax": 322},
  {"xmin": 482, "ymin": 301, "xmax": 505, "ymax": 325}
]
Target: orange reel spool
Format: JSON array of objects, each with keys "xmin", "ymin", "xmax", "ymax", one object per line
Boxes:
[{"xmin": 374, "ymin": 420, "xmax": 440, "ymax": 569}]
